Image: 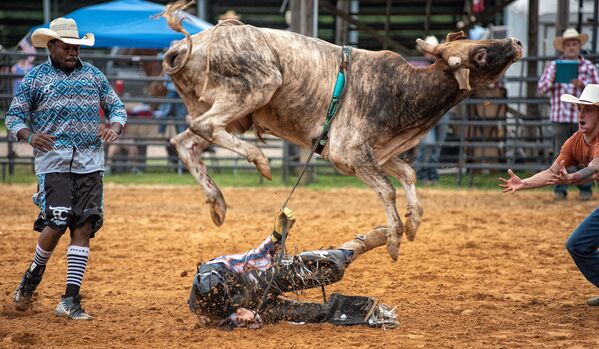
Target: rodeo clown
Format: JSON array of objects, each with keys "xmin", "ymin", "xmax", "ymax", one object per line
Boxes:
[{"xmin": 188, "ymin": 207, "xmax": 399, "ymax": 329}]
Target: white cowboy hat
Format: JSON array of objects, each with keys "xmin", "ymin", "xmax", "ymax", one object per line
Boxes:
[
  {"xmin": 416, "ymin": 35, "xmax": 439, "ymax": 53},
  {"xmin": 553, "ymin": 28, "xmax": 588, "ymax": 52},
  {"xmin": 561, "ymin": 84, "xmax": 599, "ymax": 106},
  {"xmin": 424, "ymin": 35, "xmax": 439, "ymax": 46},
  {"xmin": 31, "ymin": 18, "xmax": 94, "ymax": 48}
]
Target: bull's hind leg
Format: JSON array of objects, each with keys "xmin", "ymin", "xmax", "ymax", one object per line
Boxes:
[
  {"xmin": 189, "ymin": 100, "xmax": 273, "ymax": 180},
  {"xmin": 170, "ymin": 129, "xmax": 227, "ymax": 226},
  {"xmin": 350, "ymin": 145, "xmax": 404, "ymax": 262},
  {"xmin": 382, "ymin": 157, "xmax": 423, "ymax": 241}
]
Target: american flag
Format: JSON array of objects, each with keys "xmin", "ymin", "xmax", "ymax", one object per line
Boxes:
[{"xmin": 17, "ymin": 36, "xmax": 37, "ymax": 64}]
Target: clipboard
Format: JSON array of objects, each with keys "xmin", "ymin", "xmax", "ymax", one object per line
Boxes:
[{"xmin": 555, "ymin": 60, "xmax": 578, "ymax": 83}]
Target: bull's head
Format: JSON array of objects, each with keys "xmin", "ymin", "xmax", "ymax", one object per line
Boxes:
[{"xmin": 416, "ymin": 31, "xmax": 523, "ymax": 91}]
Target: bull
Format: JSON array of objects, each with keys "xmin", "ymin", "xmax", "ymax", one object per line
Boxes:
[{"xmin": 161, "ymin": 0, "xmax": 522, "ymax": 261}]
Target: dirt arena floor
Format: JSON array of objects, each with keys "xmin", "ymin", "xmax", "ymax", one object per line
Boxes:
[{"xmin": 1, "ymin": 183, "xmax": 599, "ymax": 348}]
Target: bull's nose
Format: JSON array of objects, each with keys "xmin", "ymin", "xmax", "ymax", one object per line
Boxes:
[{"xmin": 511, "ymin": 38, "xmax": 522, "ymax": 47}]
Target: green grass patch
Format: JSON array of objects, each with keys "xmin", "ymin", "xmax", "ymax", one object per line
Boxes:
[{"xmin": 0, "ymin": 164, "xmax": 545, "ymax": 191}]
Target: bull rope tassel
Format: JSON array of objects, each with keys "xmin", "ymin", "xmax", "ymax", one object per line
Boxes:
[{"xmin": 255, "ymin": 46, "xmax": 352, "ymax": 314}]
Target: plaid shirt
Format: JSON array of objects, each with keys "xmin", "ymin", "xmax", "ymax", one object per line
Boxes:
[
  {"xmin": 537, "ymin": 56, "xmax": 599, "ymax": 123},
  {"xmin": 4, "ymin": 57, "xmax": 126, "ymax": 174},
  {"xmin": 206, "ymin": 236, "xmax": 277, "ymax": 273}
]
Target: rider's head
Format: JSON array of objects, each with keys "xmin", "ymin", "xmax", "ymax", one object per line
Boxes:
[{"xmin": 188, "ymin": 271, "xmax": 232, "ymax": 319}]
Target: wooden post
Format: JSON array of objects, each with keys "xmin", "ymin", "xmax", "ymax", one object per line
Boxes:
[
  {"xmin": 425, "ymin": 0, "xmax": 432, "ymax": 36},
  {"xmin": 526, "ymin": 0, "xmax": 538, "ymax": 119},
  {"xmin": 289, "ymin": 0, "xmax": 316, "ymax": 183},
  {"xmin": 556, "ymin": 0, "xmax": 570, "ymax": 36},
  {"xmin": 383, "ymin": 0, "xmax": 391, "ymax": 50},
  {"xmin": 335, "ymin": 0, "xmax": 349, "ymax": 44},
  {"xmin": 290, "ymin": 0, "xmax": 314, "ymax": 36},
  {"xmin": 593, "ymin": 0, "xmax": 598, "ymax": 53}
]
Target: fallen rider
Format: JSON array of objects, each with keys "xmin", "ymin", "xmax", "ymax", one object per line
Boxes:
[{"xmin": 188, "ymin": 207, "xmax": 399, "ymax": 329}]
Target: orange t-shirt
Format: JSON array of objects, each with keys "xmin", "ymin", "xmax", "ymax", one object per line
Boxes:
[{"xmin": 556, "ymin": 131, "xmax": 599, "ymax": 168}]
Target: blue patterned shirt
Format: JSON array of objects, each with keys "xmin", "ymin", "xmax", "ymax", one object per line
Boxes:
[{"xmin": 4, "ymin": 57, "xmax": 127, "ymax": 174}]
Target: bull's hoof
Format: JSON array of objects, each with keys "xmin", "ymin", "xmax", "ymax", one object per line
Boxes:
[
  {"xmin": 255, "ymin": 160, "xmax": 272, "ymax": 181},
  {"xmin": 210, "ymin": 208, "xmax": 225, "ymax": 227},
  {"xmin": 386, "ymin": 241, "xmax": 399, "ymax": 262},
  {"xmin": 405, "ymin": 219, "xmax": 418, "ymax": 241},
  {"xmin": 207, "ymin": 198, "xmax": 226, "ymax": 227},
  {"xmin": 386, "ymin": 233, "xmax": 400, "ymax": 262},
  {"xmin": 404, "ymin": 206, "xmax": 423, "ymax": 241}
]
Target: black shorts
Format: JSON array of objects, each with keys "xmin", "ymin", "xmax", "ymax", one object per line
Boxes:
[{"xmin": 32, "ymin": 171, "xmax": 104, "ymax": 237}]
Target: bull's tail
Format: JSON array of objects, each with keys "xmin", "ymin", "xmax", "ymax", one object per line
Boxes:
[{"xmin": 162, "ymin": 0, "xmax": 194, "ymax": 75}]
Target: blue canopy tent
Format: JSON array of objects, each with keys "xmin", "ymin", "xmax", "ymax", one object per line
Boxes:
[{"xmin": 31, "ymin": 0, "xmax": 212, "ymax": 48}]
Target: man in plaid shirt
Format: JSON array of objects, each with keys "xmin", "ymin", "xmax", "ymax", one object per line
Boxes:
[{"xmin": 538, "ymin": 28, "xmax": 599, "ymax": 201}]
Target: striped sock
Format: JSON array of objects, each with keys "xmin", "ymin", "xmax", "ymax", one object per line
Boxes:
[
  {"xmin": 65, "ymin": 245, "xmax": 90, "ymax": 298},
  {"xmin": 32, "ymin": 243, "xmax": 53, "ymax": 267}
]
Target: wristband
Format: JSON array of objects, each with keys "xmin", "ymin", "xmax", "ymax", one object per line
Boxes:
[
  {"xmin": 27, "ymin": 134, "xmax": 33, "ymax": 145},
  {"xmin": 271, "ymin": 230, "xmax": 282, "ymax": 242}
]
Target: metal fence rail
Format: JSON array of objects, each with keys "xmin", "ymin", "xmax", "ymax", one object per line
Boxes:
[{"xmin": 0, "ymin": 50, "xmax": 580, "ymax": 184}]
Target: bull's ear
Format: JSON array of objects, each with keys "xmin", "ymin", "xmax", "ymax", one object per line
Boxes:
[
  {"xmin": 416, "ymin": 38, "xmax": 436, "ymax": 54},
  {"xmin": 473, "ymin": 50, "xmax": 487, "ymax": 66},
  {"xmin": 446, "ymin": 31, "xmax": 467, "ymax": 42}
]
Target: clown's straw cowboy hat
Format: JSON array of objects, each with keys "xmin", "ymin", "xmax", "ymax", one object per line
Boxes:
[
  {"xmin": 219, "ymin": 10, "xmax": 241, "ymax": 21},
  {"xmin": 31, "ymin": 18, "xmax": 95, "ymax": 48},
  {"xmin": 553, "ymin": 28, "xmax": 588, "ymax": 52},
  {"xmin": 561, "ymin": 84, "xmax": 599, "ymax": 106}
]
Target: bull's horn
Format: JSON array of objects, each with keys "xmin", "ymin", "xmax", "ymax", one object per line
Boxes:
[
  {"xmin": 416, "ymin": 38, "xmax": 435, "ymax": 54},
  {"xmin": 454, "ymin": 68, "xmax": 471, "ymax": 90},
  {"xmin": 162, "ymin": 0, "xmax": 194, "ymax": 74}
]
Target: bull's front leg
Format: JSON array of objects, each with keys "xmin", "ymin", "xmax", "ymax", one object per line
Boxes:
[
  {"xmin": 170, "ymin": 129, "xmax": 227, "ymax": 226},
  {"xmin": 382, "ymin": 157, "xmax": 423, "ymax": 241},
  {"xmin": 188, "ymin": 103, "xmax": 272, "ymax": 180},
  {"xmin": 210, "ymin": 128, "xmax": 272, "ymax": 180},
  {"xmin": 351, "ymin": 146, "xmax": 403, "ymax": 262}
]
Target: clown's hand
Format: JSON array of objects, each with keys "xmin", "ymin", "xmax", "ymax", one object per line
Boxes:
[{"xmin": 271, "ymin": 207, "xmax": 296, "ymax": 242}]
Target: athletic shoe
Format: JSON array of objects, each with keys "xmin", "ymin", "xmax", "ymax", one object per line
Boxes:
[
  {"xmin": 580, "ymin": 191, "xmax": 593, "ymax": 201},
  {"xmin": 367, "ymin": 303, "xmax": 400, "ymax": 329},
  {"xmin": 54, "ymin": 295, "xmax": 93, "ymax": 320},
  {"xmin": 554, "ymin": 191, "xmax": 567, "ymax": 201},
  {"xmin": 13, "ymin": 265, "xmax": 44, "ymax": 311},
  {"xmin": 587, "ymin": 296, "xmax": 599, "ymax": 306}
]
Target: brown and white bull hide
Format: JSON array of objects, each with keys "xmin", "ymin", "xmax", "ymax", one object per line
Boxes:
[{"xmin": 161, "ymin": 0, "xmax": 522, "ymax": 262}]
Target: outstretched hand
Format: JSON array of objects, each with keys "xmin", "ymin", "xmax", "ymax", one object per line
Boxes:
[
  {"xmin": 498, "ymin": 169, "xmax": 524, "ymax": 193},
  {"xmin": 547, "ymin": 160, "xmax": 570, "ymax": 185}
]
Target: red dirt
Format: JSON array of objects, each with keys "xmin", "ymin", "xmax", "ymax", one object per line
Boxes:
[{"xmin": 1, "ymin": 184, "xmax": 598, "ymax": 348}]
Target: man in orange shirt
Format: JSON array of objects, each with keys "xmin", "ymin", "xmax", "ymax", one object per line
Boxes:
[{"xmin": 499, "ymin": 84, "xmax": 599, "ymax": 306}]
